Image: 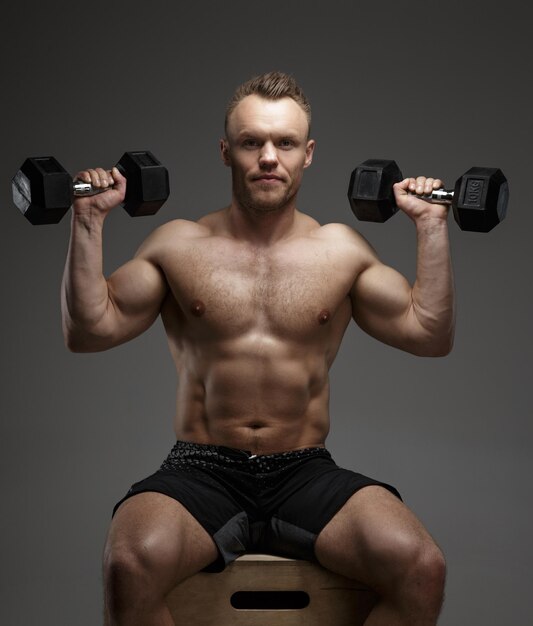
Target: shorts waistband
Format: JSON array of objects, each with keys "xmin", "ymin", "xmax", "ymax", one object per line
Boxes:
[
  {"xmin": 160, "ymin": 440, "xmax": 331, "ymax": 473},
  {"xmin": 175, "ymin": 439, "xmax": 329, "ymax": 458}
]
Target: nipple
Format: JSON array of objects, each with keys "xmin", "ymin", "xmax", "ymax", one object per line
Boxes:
[
  {"xmin": 317, "ymin": 309, "xmax": 331, "ymax": 325},
  {"xmin": 190, "ymin": 299, "xmax": 206, "ymax": 317}
]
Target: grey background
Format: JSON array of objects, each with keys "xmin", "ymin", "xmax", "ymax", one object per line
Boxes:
[{"xmin": 1, "ymin": 1, "xmax": 531, "ymax": 624}]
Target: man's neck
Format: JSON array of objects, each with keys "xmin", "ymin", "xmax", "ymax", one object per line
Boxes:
[{"xmin": 225, "ymin": 201, "xmax": 300, "ymax": 247}]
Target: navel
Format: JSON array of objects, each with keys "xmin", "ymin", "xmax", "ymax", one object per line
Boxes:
[
  {"xmin": 190, "ymin": 299, "xmax": 206, "ymax": 317},
  {"xmin": 317, "ymin": 309, "xmax": 331, "ymax": 325}
]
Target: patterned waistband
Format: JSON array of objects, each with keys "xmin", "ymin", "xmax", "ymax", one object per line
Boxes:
[{"xmin": 160, "ymin": 440, "xmax": 331, "ymax": 474}]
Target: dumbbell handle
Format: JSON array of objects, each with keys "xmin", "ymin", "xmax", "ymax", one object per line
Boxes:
[
  {"xmin": 72, "ymin": 160, "xmax": 127, "ymax": 197},
  {"xmin": 72, "ymin": 180, "xmax": 117, "ymax": 197},
  {"xmin": 409, "ymin": 188, "xmax": 454, "ymax": 205}
]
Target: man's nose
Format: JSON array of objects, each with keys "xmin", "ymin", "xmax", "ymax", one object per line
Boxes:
[{"xmin": 259, "ymin": 142, "xmax": 278, "ymax": 168}]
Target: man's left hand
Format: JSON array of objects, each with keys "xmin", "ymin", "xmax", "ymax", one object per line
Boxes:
[{"xmin": 393, "ymin": 177, "xmax": 449, "ymax": 223}]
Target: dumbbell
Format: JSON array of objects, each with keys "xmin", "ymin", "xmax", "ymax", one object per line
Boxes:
[
  {"xmin": 347, "ymin": 159, "xmax": 509, "ymax": 232},
  {"xmin": 12, "ymin": 151, "xmax": 170, "ymax": 225}
]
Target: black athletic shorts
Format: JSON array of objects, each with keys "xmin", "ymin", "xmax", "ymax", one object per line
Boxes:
[{"xmin": 112, "ymin": 440, "xmax": 401, "ymax": 572}]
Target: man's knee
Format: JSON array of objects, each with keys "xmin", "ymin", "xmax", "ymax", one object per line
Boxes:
[
  {"xmin": 363, "ymin": 527, "xmax": 444, "ymax": 585},
  {"xmin": 409, "ymin": 539, "xmax": 446, "ymax": 594},
  {"xmin": 103, "ymin": 533, "xmax": 184, "ymax": 610},
  {"xmin": 386, "ymin": 533, "xmax": 446, "ymax": 604},
  {"xmin": 103, "ymin": 544, "xmax": 157, "ymax": 609}
]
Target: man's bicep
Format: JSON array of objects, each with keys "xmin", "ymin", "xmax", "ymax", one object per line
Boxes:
[
  {"xmin": 108, "ymin": 256, "xmax": 167, "ymax": 319},
  {"xmin": 350, "ymin": 262, "xmax": 417, "ymax": 350},
  {"xmin": 102, "ymin": 256, "xmax": 168, "ymax": 347}
]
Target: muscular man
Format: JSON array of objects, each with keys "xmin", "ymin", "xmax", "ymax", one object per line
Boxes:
[{"xmin": 62, "ymin": 72, "xmax": 453, "ymax": 625}]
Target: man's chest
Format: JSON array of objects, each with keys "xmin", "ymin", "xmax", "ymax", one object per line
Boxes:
[{"xmin": 160, "ymin": 238, "xmax": 356, "ymax": 337}]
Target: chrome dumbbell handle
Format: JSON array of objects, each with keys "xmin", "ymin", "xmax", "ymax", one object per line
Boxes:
[
  {"xmin": 72, "ymin": 180, "xmax": 115, "ymax": 197},
  {"xmin": 410, "ymin": 188, "xmax": 455, "ymax": 204}
]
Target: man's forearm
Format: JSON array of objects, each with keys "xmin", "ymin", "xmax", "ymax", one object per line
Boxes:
[
  {"xmin": 410, "ymin": 217, "xmax": 455, "ymax": 354},
  {"xmin": 61, "ymin": 210, "xmax": 110, "ymax": 342}
]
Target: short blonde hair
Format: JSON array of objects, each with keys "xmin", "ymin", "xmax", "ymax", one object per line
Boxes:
[{"xmin": 225, "ymin": 71, "xmax": 312, "ymax": 135}]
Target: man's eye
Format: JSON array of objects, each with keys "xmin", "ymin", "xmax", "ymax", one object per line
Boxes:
[
  {"xmin": 279, "ymin": 140, "xmax": 294, "ymax": 148},
  {"xmin": 243, "ymin": 139, "xmax": 259, "ymax": 148}
]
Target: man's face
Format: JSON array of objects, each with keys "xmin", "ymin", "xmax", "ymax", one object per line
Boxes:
[{"xmin": 221, "ymin": 95, "xmax": 315, "ymax": 214}]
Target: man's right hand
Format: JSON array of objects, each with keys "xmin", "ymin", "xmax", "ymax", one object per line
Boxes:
[{"xmin": 72, "ymin": 166, "xmax": 127, "ymax": 219}]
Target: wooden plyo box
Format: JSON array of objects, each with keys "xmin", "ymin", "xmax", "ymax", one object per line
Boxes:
[{"xmin": 166, "ymin": 553, "xmax": 376, "ymax": 625}]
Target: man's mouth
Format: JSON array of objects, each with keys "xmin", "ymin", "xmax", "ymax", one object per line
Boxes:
[{"xmin": 253, "ymin": 175, "xmax": 283, "ymax": 182}]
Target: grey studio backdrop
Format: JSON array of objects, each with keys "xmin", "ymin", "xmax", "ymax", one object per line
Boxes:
[{"xmin": 1, "ymin": 1, "xmax": 531, "ymax": 624}]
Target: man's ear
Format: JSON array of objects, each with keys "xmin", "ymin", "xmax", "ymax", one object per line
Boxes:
[
  {"xmin": 220, "ymin": 139, "xmax": 231, "ymax": 166},
  {"xmin": 304, "ymin": 139, "xmax": 316, "ymax": 169}
]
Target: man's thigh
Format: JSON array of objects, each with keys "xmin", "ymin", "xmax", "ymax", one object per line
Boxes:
[
  {"xmin": 270, "ymin": 457, "xmax": 401, "ymax": 560},
  {"xmin": 104, "ymin": 492, "xmax": 219, "ymax": 591},
  {"xmin": 314, "ymin": 485, "xmax": 441, "ymax": 590}
]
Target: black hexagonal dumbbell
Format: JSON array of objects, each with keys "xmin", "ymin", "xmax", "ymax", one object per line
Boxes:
[
  {"xmin": 347, "ymin": 159, "xmax": 509, "ymax": 232},
  {"xmin": 12, "ymin": 151, "xmax": 170, "ymax": 225}
]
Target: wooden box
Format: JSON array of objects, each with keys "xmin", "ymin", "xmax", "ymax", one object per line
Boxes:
[{"xmin": 166, "ymin": 553, "xmax": 376, "ymax": 625}]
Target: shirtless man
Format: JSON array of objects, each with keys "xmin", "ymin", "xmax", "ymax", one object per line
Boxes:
[{"xmin": 62, "ymin": 72, "xmax": 453, "ymax": 625}]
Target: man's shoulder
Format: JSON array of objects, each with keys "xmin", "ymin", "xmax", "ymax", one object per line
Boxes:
[
  {"xmin": 311, "ymin": 222, "xmax": 381, "ymax": 274},
  {"xmin": 154, "ymin": 217, "xmax": 211, "ymax": 237},
  {"xmin": 313, "ymin": 221, "xmax": 376, "ymax": 250},
  {"xmin": 134, "ymin": 218, "xmax": 210, "ymax": 261}
]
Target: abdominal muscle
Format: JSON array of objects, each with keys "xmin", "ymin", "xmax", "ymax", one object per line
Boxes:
[
  {"xmin": 169, "ymin": 335, "xmax": 331, "ymax": 456},
  {"xmin": 156, "ymin": 216, "xmax": 357, "ymax": 456}
]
